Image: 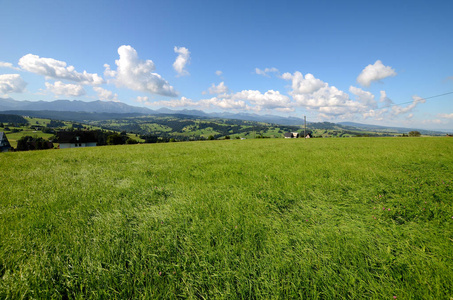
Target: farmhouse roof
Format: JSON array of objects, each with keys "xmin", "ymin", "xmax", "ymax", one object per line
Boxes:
[
  {"xmin": 284, "ymin": 132, "xmax": 299, "ymax": 138},
  {"xmin": 0, "ymin": 132, "xmax": 11, "ymax": 151},
  {"xmin": 56, "ymin": 131, "xmax": 97, "ymax": 143}
]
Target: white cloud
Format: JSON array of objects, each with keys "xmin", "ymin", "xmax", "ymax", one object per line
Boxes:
[
  {"xmin": 135, "ymin": 96, "xmax": 149, "ymax": 103},
  {"xmin": 421, "ymin": 119, "xmax": 446, "ymax": 125},
  {"xmin": 201, "ymin": 97, "xmax": 247, "ymax": 110},
  {"xmin": 149, "ymin": 96, "xmax": 247, "ymax": 110},
  {"xmin": 148, "ymin": 88, "xmax": 291, "ymax": 112},
  {"xmin": 391, "ymin": 95, "xmax": 426, "ymax": 116},
  {"xmin": 362, "ymin": 108, "xmax": 388, "ymax": 121},
  {"xmin": 282, "ymin": 71, "xmax": 325, "ymax": 94},
  {"xmin": 208, "ymin": 81, "xmax": 228, "ymax": 94},
  {"xmin": 215, "ymin": 70, "xmax": 223, "ymax": 76},
  {"xmin": 0, "ymin": 62, "xmax": 20, "ymax": 71},
  {"xmin": 357, "ymin": 60, "xmax": 396, "ymax": 87},
  {"xmin": 283, "ymin": 71, "xmax": 364, "ymax": 116},
  {"xmin": 0, "ymin": 74, "xmax": 27, "ymax": 95},
  {"xmin": 255, "ymin": 67, "xmax": 279, "ymax": 77},
  {"xmin": 349, "ymin": 86, "xmax": 377, "ymax": 108},
  {"xmin": 149, "ymin": 97, "xmax": 199, "ymax": 108},
  {"xmin": 93, "ymin": 86, "xmax": 118, "ymax": 102},
  {"xmin": 173, "ymin": 46, "xmax": 190, "ymax": 76},
  {"xmin": 379, "ymin": 90, "xmax": 393, "ymax": 107},
  {"xmin": 45, "ymin": 81, "xmax": 86, "ymax": 97},
  {"xmin": 232, "ymin": 89, "xmax": 291, "ymax": 111},
  {"xmin": 18, "ymin": 54, "xmax": 104, "ymax": 85},
  {"xmin": 103, "ymin": 63, "xmax": 116, "ymax": 78},
  {"xmin": 438, "ymin": 113, "xmax": 453, "ymax": 119},
  {"xmin": 105, "ymin": 45, "xmax": 177, "ymax": 97},
  {"xmin": 200, "ymin": 89, "xmax": 291, "ymax": 111}
]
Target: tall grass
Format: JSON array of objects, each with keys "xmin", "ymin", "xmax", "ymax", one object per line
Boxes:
[{"xmin": 1, "ymin": 137, "xmax": 452, "ymax": 299}]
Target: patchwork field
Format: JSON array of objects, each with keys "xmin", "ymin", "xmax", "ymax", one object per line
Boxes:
[{"xmin": 0, "ymin": 137, "xmax": 452, "ymax": 298}]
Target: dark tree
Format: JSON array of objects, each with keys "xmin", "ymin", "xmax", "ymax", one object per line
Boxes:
[
  {"xmin": 107, "ymin": 133, "xmax": 125, "ymax": 145},
  {"xmin": 409, "ymin": 131, "xmax": 421, "ymax": 137},
  {"xmin": 47, "ymin": 120, "xmax": 65, "ymax": 128},
  {"xmin": 126, "ymin": 138, "xmax": 138, "ymax": 144}
]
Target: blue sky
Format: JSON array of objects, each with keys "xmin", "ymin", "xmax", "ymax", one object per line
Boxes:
[{"xmin": 1, "ymin": 0, "xmax": 452, "ymax": 130}]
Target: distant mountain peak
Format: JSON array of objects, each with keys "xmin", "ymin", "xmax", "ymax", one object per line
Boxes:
[{"xmin": 0, "ymin": 98, "xmax": 155, "ymax": 114}]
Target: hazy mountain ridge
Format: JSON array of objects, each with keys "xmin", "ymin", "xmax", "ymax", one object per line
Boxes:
[
  {"xmin": 0, "ymin": 98, "xmax": 155, "ymax": 114},
  {"xmin": 0, "ymin": 98, "xmax": 448, "ymax": 135},
  {"xmin": 338, "ymin": 122, "xmax": 448, "ymax": 135},
  {"xmin": 0, "ymin": 98, "xmax": 308, "ymax": 125}
]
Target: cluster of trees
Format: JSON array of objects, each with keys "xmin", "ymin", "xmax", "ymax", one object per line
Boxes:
[
  {"xmin": 401, "ymin": 131, "xmax": 421, "ymax": 137},
  {"xmin": 0, "ymin": 114, "xmax": 28, "ymax": 125},
  {"xmin": 106, "ymin": 132, "xmax": 138, "ymax": 145},
  {"xmin": 16, "ymin": 136, "xmax": 54, "ymax": 151},
  {"xmin": 47, "ymin": 120, "xmax": 65, "ymax": 128}
]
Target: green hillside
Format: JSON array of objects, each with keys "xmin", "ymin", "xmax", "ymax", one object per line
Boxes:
[
  {"xmin": 1, "ymin": 138, "xmax": 452, "ymax": 298},
  {"xmin": 88, "ymin": 115, "xmax": 404, "ymax": 140}
]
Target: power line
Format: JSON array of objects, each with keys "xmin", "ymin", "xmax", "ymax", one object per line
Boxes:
[
  {"xmin": 300, "ymin": 90, "xmax": 452, "ymax": 118},
  {"xmin": 385, "ymin": 91, "xmax": 453, "ymax": 108}
]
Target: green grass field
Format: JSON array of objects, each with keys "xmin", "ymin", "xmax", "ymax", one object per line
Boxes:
[
  {"xmin": 1, "ymin": 138, "xmax": 452, "ymax": 299},
  {"xmin": 3, "ymin": 130, "xmax": 55, "ymax": 149}
]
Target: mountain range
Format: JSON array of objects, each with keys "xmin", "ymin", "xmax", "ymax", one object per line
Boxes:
[
  {"xmin": 0, "ymin": 98, "xmax": 153, "ymax": 114},
  {"xmin": 0, "ymin": 98, "xmax": 448, "ymax": 134},
  {"xmin": 0, "ymin": 98, "xmax": 308, "ymax": 125}
]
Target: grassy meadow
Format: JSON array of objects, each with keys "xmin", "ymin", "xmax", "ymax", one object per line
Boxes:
[{"xmin": 0, "ymin": 137, "xmax": 452, "ymax": 299}]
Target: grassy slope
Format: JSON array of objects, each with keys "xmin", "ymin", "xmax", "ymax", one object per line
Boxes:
[
  {"xmin": 1, "ymin": 138, "xmax": 452, "ymax": 299},
  {"xmin": 4, "ymin": 130, "xmax": 55, "ymax": 149}
]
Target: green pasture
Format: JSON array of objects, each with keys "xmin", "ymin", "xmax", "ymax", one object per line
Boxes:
[
  {"xmin": 0, "ymin": 137, "xmax": 452, "ymax": 299},
  {"xmin": 2, "ymin": 129, "xmax": 55, "ymax": 148}
]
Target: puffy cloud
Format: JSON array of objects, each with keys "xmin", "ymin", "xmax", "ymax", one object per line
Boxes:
[
  {"xmin": 173, "ymin": 46, "xmax": 190, "ymax": 76},
  {"xmin": 200, "ymin": 97, "xmax": 247, "ymax": 110},
  {"xmin": 149, "ymin": 95, "xmax": 247, "ymax": 110},
  {"xmin": 149, "ymin": 89, "xmax": 290, "ymax": 112},
  {"xmin": 18, "ymin": 54, "xmax": 104, "ymax": 85},
  {"xmin": 150, "ymin": 97, "xmax": 198, "ymax": 108},
  {"xmin": 0, "ymin": 62, "xmax": 20, "ymax": 70},
  {"xmin": 232, "ymin": 89, "xmax": 291, "ymax": 110},
  {"xmin": 201, "ymin": 89, "xmax": 291, "ymax": 111},
  {"xmin": 135, "ymin": 96, "xmax": 149, "ymax": 103},
  {"xmin": 282, "ymin": 71, "xmax": 398, "ymax": 118},
  {"xmin": 424, "ymin": 119, "xmax": 444, "ymax": 125},
  {"xmin": 103, "ymin": 63, "xmax": 116, "ymax": 78},
  {"xmin": 391, "ymin": 95, "xmax": 425, "ymax": 115},
  {"xmin": 282, "ymin": 71, "xmax": 325, "ymax": 94},
  {"xmin": 357, "ymin": 60, "xmax": 396, "ymax": 87},
  {"xmin": 379, "ymin": 90, "xmax": 393, "ymax": 107},
  {"xmin": 349, "ymin": 86, "xmax": 377, "ymax": 108},
  {"xmin": 215, "ymin": 70, "xmax": 223, "ymax": 76},
  {"xmin": 45, "ymin": 81, "xmax": 86, "ymax": 97},
  {"xmin": 362, "ymin": 108, "xmax": 388, "ymax": 121},
  {"xmin": 0, "ymin": 74, "xmax": 27, "ymax": 95},
  {"xmin": 105, "ymin": 45, "xmax": 177, "ymax": 97},
  {"xmin": 93, "ymin": 86, "xmax": 118, "ymax": 102},
  {"xmin": 255, "ymin": 67, "xmax": 279, "ymax": 77},
  {"xmin": 208, "ymin": 81, "xmax": 228, "ymax": 94},
  {"xmin": 283, "ymin": 72, "xmax": 364, "ymax": 116},
  {"xmin": 438, "ymin": 113, "xmax": 453, "ymax": 119}
]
